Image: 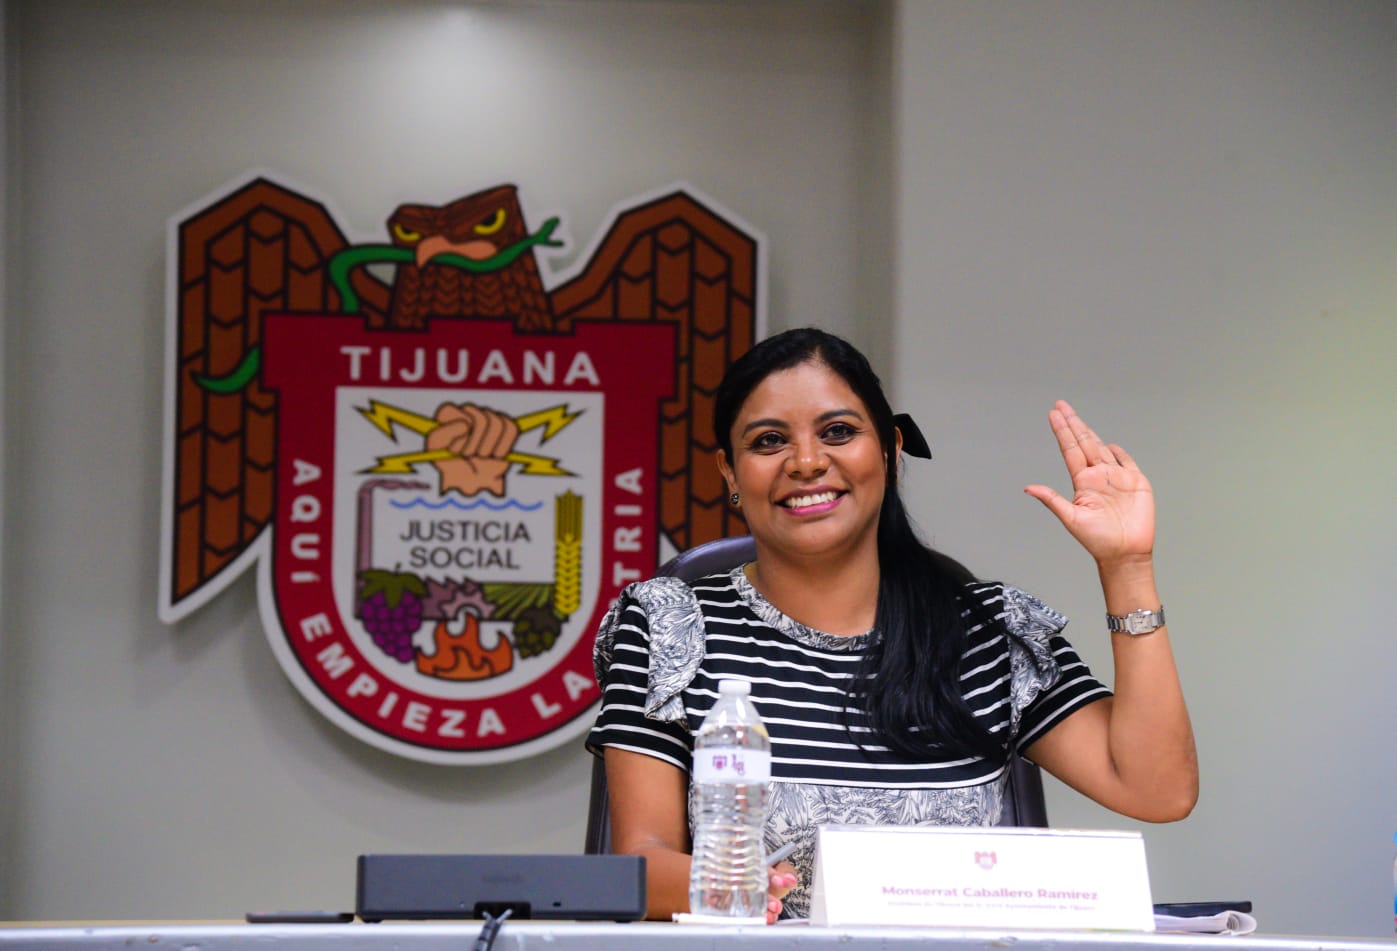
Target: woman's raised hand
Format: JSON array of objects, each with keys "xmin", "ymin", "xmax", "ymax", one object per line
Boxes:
[{"xmin": 1024, "ymin": 400, "xmax": 1155, "ymax": 567}]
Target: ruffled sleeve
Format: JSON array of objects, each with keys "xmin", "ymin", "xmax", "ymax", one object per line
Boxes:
[
  {"xmin": 1001, "ymin": 585, "xmax": 1112, "ymax": 750},
  {"xmin": 594, "ymin": 576, "xmax": 708, "ymax": 723},
  {"xmin": 587, "ymin": 576, "xmax": 710, "ymax": 770}
]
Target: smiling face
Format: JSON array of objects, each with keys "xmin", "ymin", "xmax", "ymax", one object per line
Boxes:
[{"xmin": 717, "ymin": 358, "xmax": 900, "ymax": 563}]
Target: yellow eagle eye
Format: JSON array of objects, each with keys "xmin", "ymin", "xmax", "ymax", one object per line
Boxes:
[
  {"xmin": 474, "ymin": 209, "xmax": 507, "ymax": 236},
  {"xmin": 392, "ymin": 223, "xmax": 423, "ymax": 243}
]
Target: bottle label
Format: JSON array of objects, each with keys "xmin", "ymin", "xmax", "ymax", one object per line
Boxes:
[{"xmin": 693, "ymin": 747, "xmax": 771, "ymax": 784}]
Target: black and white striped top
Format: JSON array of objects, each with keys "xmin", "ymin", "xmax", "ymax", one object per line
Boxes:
[
  {"xmin": 588, "ymin": 567, "xmax": 1110, "ymax": 788},
  {"xmin": 587, "ymin": 567, "xmax": 1111, "ymax": 919}
]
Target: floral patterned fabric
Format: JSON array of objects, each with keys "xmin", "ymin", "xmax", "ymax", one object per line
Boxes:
[{"xmin": 590, "ymin": 567, "xmax": 1110, "ymax": 919}]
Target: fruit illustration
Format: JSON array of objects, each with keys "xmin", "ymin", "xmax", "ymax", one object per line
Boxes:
[
  {"xmin": 358, "ymin": 568, "xmax": 428, "ymax": 663},
  {"xmin": 512, "ymin": 606, "xmax": 563, "ymax": 659}
]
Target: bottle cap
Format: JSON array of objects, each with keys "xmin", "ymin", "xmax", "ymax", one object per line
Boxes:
[{"xmin": 718, "ymin": 679, "xmax": 751, "ymax": 696}]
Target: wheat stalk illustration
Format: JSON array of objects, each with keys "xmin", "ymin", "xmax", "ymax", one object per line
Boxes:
[{"xmin": 553, "ymin": 491, "xmax": 583, "ymax": 618}]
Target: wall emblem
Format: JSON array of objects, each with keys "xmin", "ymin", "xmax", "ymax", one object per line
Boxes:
[{"xmin": 159, "ymin": 173, "xmax": 763, "ymax": 763}]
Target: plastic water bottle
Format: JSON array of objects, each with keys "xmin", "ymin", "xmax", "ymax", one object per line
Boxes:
[{"xmin": 688, "ymin": 679, "xmax": 772, "ymax": 919}]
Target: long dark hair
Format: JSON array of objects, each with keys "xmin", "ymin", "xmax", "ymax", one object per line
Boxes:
[{"xmin": 713, "ymin": 327, "xmax": 1006, "ymax": 762}]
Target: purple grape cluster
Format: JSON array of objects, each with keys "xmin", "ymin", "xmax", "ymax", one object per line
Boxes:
[
  {"xmin": 361, "ymin": 590, "xmax": 424, "ymax": 663},
  {"xmin": 358, "ymin": 569, "xmax": 428, "ymax": 664}
]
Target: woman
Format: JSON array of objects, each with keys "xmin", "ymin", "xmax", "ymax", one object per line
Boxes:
[{"xmin": 588, "ymin": 328, "xmax": 1197, "ymax": 922}]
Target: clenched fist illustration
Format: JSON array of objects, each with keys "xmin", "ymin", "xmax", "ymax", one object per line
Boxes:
[{"xmin": 426, "ymin": 403, "xmax": 520, "ymax": 497}]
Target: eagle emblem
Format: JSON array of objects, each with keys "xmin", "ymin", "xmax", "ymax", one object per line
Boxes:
[{"xmin": 159, "ymin": 173, "xmax": 763, "ymax": 762}]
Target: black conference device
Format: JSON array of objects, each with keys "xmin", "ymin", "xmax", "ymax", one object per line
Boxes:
[
  {"xmin": 356, "ymin": 853, "xmax": 646, "ymax": 922},
  {"xmin": 1153, "ymin": 900, "xmax": 1253, "ymax": 917},
  {"xmin": 246, "ymin": 911, "xmax": 354, "ymax": 924}
]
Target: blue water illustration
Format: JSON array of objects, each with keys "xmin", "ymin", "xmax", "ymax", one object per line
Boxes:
[{"xmin": 388, "ymin": 496, "xmax": 544, "ymax": 513}]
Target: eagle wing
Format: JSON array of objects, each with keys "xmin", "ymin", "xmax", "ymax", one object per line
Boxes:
[
  {"xmin": 166, "ymin": 177, "xmax": 389, "ymax": 616},
  {"xmin": 550, "ymin": 192, "xmax": 759, "ymax": 551}
]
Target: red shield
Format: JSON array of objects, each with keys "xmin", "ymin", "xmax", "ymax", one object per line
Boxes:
[{"xmin": 260, "ymin": 315, "xmax": 675, "ymax": 762}]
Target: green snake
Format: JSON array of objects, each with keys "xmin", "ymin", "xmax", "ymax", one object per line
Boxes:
[{"xmin": 195, "ymin": 217, "xmax": 564, "ymax": 394}]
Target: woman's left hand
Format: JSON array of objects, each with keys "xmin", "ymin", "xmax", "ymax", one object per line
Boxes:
[
  {"xmin": 1024, "ymin": 400, "xmax": 1155, "ymax": 565},
  {"xmin": 766, "ymin": 861, "xmax": 798, "ymax": 925}
]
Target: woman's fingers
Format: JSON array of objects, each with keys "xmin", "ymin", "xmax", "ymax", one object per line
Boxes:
[
  {"xmin": 765, "ymin": 863, "xmax": 797, "ymax": 924},
  {"xmin": 767, "ymin": 862, "xmax": 797, "ymax": 897},
  {"xmin": 1048, "ymin": 405, "xmax": 1087, "ymax": 475},
  {"xmin": 1024, "ymin": 483, "xmax": 1077, "ymax": 528},
  {"xmin": 1110, "ymin": 442, "xmax": 1141, "ymax": 472},
  {"xmin": 1057, "ymin": 399, "xmax": 1118, "ymax": 467}
]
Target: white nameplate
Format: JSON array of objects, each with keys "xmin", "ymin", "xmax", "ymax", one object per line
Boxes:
[{"xmin": 809, "ymin": 825, "xmax": 1154, "ymax": 931}]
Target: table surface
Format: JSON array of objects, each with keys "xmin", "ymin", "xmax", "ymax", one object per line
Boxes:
[{"xmin": 0, "ymin": 921, "xmax": 1392, "ymax": 950}]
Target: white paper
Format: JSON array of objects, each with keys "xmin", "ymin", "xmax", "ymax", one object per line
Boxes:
[
  {"xmin": 1154, "ymin": 911, "xmax": 1258, "ymax": 935},
  {"xmin": 672, "ymin": 913, "xmax": 766, "ymax": 926}
]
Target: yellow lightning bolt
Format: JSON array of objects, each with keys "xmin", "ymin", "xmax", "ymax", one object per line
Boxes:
[
  {"xmin": 358, "ymin": 401, "xmax": 436, "ymax": 438},
  {"xmin": 513, "ymin": 404, "xmax": 584, "ymax": 442},
  {"xmin": 356, "ymin": 400, "xmax": 580, "ymax": 476}
]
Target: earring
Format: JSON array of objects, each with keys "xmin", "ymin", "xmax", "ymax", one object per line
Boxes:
[{"xmin": 730, "ymin": 492, "xmax": 741, "ymax": 507}]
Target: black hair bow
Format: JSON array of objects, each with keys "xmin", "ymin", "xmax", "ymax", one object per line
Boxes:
[{"xmin": 893, "ymin": 413, "xmax": 932, "ymax": 459}]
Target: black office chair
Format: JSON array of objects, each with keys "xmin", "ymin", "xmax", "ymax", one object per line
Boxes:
[{"xmin": 583, "ymin": 535, "xmax": 1048, "ymax": 854}]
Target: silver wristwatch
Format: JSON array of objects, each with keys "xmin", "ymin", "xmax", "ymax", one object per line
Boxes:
[{"xmin": 1106, "ymin": 606, "xmax": 1166, "ymax": 635}]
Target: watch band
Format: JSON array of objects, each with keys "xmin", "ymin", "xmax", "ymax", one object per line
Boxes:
[{"xmin": 1106, "ymin": 605, "xmax": 1166, "ymax": 635}]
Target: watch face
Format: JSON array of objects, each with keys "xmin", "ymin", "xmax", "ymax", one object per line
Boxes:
[
  {"xmin": 1126, "ymin": 610, "xmax": 1160, "ymax": 634},
  {"xmin": 1109, "ymin": 607, "xmax": 1164, "ymax": 634}
]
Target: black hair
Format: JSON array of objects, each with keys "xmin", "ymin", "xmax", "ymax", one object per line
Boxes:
[{"xmin": 713, "ymin": 327, "xmax": 1007, "ymax": 762}]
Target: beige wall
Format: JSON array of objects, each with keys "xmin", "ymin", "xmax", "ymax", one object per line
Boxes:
[
  {"xmin": 0, "ymin": 0, "xmax": 885, "ymax": 921},
  {"xmin": 889, "ymin": 1, "xmax": 1396, "ymax": 937},
  {"xmin": 0, "ymin": 1, "xmax": 12, "ymax": 905},
  {"xmin": 2, "ymin": 0, "xmax": 1394, "ymax": 938}
]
